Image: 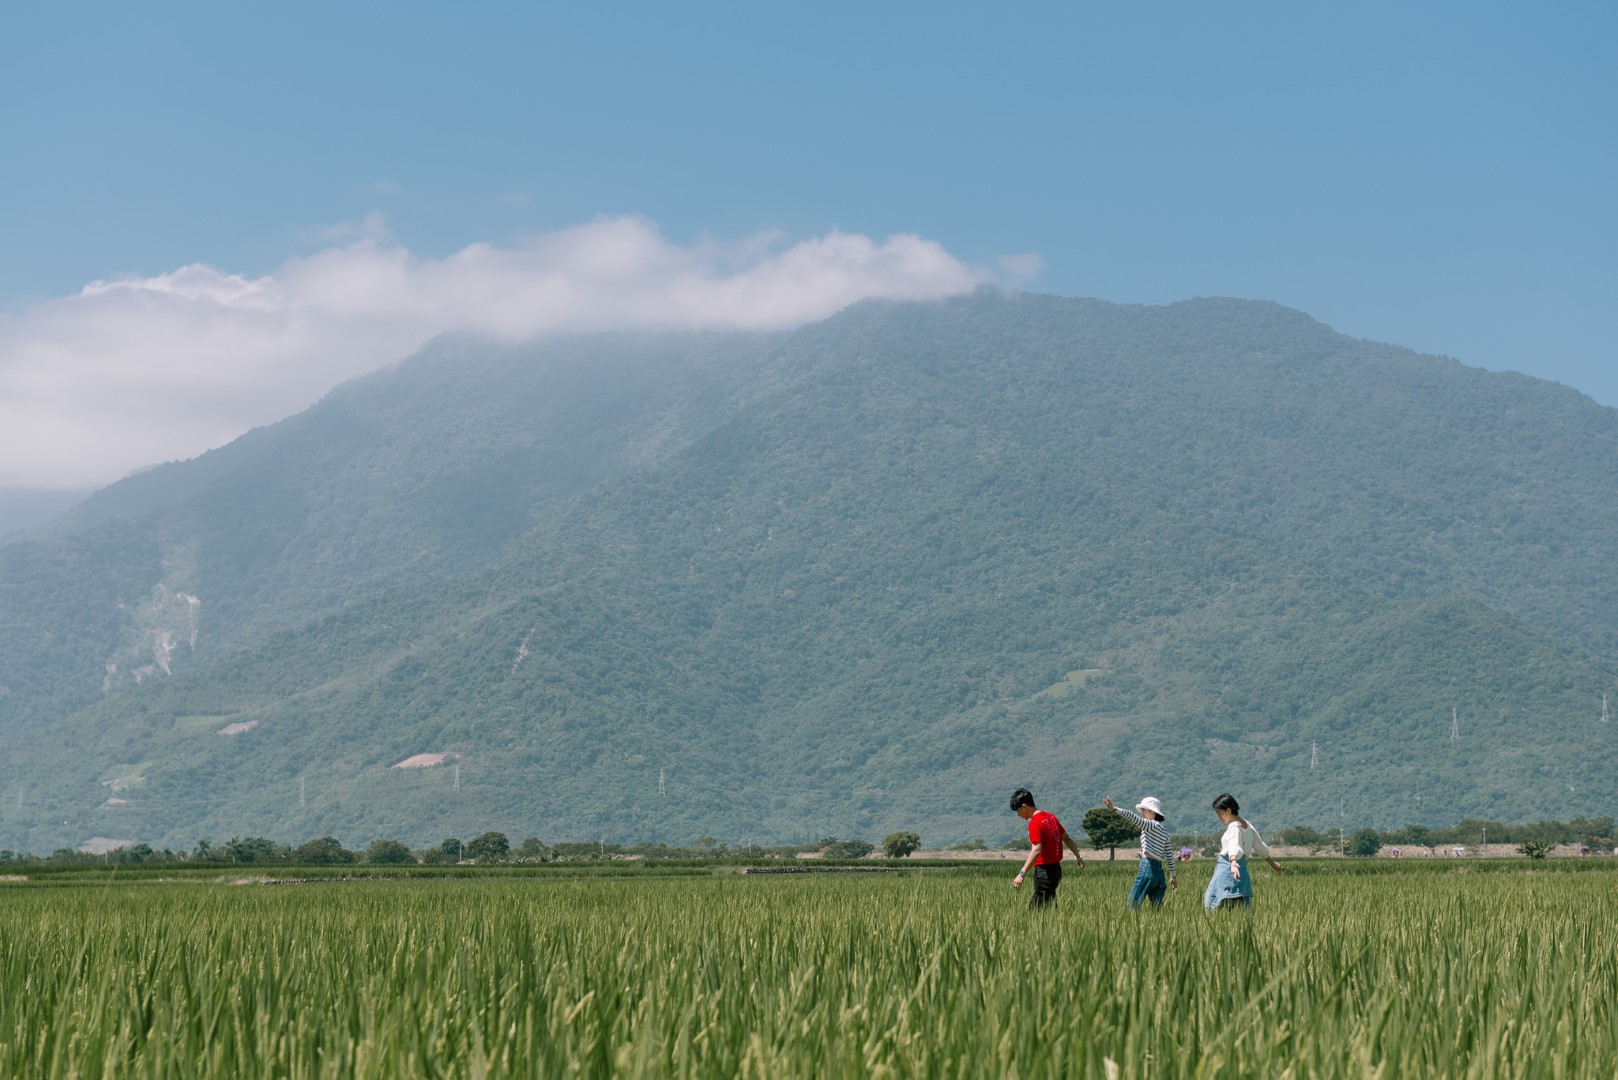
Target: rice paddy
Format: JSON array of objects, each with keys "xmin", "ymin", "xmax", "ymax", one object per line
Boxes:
[{"xmin": 2, "ymin": 859, "xmax": 1614, "ymax": 1077}]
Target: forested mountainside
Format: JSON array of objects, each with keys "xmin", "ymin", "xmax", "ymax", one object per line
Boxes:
[
  {"xmin": 2, "ymin": 292, "xmax": 1615, "ymax": 851},
  {"xmin": 0, "ymin": 331, "xmax": 776, "ymax": 729}
]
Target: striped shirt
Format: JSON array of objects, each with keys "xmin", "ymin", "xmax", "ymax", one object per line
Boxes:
[{"xmin": 1116, "ymin": 806, "xmax": 1177, "ymax": 881}]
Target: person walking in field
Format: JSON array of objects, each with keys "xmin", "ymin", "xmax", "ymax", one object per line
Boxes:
[
  {"xmin": 1102, "ymin": 795, "xmax": 1177, "ymax": 908},
  {"xmin": 1010, "ymin": 788, "xmax": 1085, "ymax": 908},
  {"xmin": 1203, "ymin": 793, "xmax": 1284, "ymax": 911}
]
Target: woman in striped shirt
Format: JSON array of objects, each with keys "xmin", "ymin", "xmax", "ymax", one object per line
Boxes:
[{"xmin": 1102, "ymin": 795, "xmax": 1177, "ymax": 908}]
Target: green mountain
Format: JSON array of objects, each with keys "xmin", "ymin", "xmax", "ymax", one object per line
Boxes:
[{"xmin": 3, "ymin": 292, "xmax": 1616, "ymax": 851}]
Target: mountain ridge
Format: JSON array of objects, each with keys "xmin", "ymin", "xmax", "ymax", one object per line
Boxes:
[{"xmin": 2, "ymin": 291, "xmax": 1615, "ymax": 850}]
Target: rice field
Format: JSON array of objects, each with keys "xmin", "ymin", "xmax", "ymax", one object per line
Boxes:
[{"xmin": 2, "ymin": 860, "xmax": 1615, "ymax": 1077}]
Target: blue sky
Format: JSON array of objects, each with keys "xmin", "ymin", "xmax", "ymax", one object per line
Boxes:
[{"xmin": 1, "ymin": 2, "xmax": 1613, "ymax": 487}]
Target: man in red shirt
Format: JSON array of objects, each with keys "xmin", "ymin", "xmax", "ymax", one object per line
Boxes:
[{"xmin": 1010, "ymin": 787, "xmax": 1085, "ymax": 908}]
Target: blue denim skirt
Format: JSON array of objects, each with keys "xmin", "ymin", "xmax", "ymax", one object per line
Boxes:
[
  {"xmin": 1203, "ymin": 855, "xmax": 1252, "ymax": 910},
  {"xmin": 1127, "ymin": 856, "xmax": 1167, "ymax": 908}
]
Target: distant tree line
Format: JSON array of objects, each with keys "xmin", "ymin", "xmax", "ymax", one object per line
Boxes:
[
  {"xmin": 1163, "ymin": 817, "xmax": 1616, "ymax": 858},
  {"xmin": 0, "ymin": 831, "xmax": 930, "ymax": 867},
  {"xmin": 5, "ymin": 815, "xmax": 1613, "ymax": 868}
]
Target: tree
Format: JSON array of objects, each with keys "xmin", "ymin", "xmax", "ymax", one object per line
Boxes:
[
  {"xmin": 1348, "ymin": 828, "xmax": 1382, "ymax": 857},
  {"xmin": 1570, "ymin": 816, "xmax": 1615, "ymax": 844},
  {"xmin": 822, "ymin": 838, "xmax": 874, "ymax": 859},
  {"xmin": 109, "ymin": 843, "xmax": 156, "ymax": 864},
  {"xmin": 293, "ymin": 837, "xmax": 356, "ymax": 864},
  {"xmin": 466, "ymin": 832, "xmax": 510, "ymax": 863},
  {"xmin": 366, "ymin": 839, "xmax": 416, "ymax": 865},
  {"xmin": 438, "ymin": 838, "xmax": 464, "ymax": 860},
  {"xmin": 1519, "ymin": 839, "xmax": 1554, "ymax": 860},
  {"xmin": 225, "ymin": 836, "xmax": 280, "ymax": 863},
  {"xmin": 1277, "ymin": 825, "xmax": 1330, "ymax": 851},
  {"xmin": 1080, "ymin": 807, "xmax": 1137, "ymax": 860},
  {"xmin": 882, "ymin": 831, "xmax": 921, "ymax": 858},
  {"xmin": 516, "ymin": 836, "xmax": 549, "ymax": 860}
]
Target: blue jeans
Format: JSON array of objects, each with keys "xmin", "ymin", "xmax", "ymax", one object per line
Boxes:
[
  {"xmin": 1203, "ymin": 855, "xmax": 1252, "ymax": 910},
  {"xmin": 1127, "ymin": 856, "xmax": 1167, "ymax": 908}
]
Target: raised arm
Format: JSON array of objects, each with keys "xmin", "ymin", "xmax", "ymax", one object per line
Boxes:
[{"xmin": 1102, "ymin": 797, "xmax": 1146, "ymax": 832}]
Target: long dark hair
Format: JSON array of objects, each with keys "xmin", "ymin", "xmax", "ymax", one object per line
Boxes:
[{"xmin": 1212, "ymin": 793, "xmax": 1251, "ymax": 830}]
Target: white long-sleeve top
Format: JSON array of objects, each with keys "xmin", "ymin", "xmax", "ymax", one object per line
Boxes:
[{"xmin": 1218, "ymin": 820, "xmax": 1271, "ymax": 862}]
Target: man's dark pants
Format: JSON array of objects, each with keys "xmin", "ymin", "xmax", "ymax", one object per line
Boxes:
[{"xmin": 1029, "ymin": 862, "xmax": 1063, "ymax": 909}]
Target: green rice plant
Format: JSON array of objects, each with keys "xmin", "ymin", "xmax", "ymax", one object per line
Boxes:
[{"xmin": 0, "ymin": 861, "xmax": 1614, "ymax": 1077}]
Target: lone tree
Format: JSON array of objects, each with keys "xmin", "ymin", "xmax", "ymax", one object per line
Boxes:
[
  {"xmin": 1519, "ymin": 839, "xmax": 1554, "ymax": 860},
  {"xmin": 1348, "ymin": 828, "xmax": 1383, "ymax": 857},
  {"xmin": 366, "ymin": 839, "xmax": 416, "ymax": 865},
  {"xmin": 224, "ymin": 836, "xmax": 280, "ymax": 863},
  {"xmin": 466, "ymin": 832, "xmax": 510, "ymax": 864},
  {"xmin": 1080, "ymin": 807, "xmax": 1137, "ymax": 861},
  {"xmin": 821, "ymin": 838, "xmax": 875, "ymax": 859},
  {"xmin": 293, "ymin": 837, "xmax": 356, "ymax": 865},
  {"xmin": 882, "ymin": 831, "xmax": 922, "ymax": 859}
]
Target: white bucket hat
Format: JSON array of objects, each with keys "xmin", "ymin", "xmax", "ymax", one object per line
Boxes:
[{"xmin": 1136, "ymin": 796, "xmax": 1165, "ymax": 821}]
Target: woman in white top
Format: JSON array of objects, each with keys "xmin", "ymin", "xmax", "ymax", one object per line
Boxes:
[{"xmin": 1202, "ymin": 793, "xmax": 1284, "ymax": 910}]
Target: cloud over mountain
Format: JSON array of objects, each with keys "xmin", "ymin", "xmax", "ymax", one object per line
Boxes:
[{"xmin": 0, "ymin": 217, "xmax": 1003, "ymax": 488}]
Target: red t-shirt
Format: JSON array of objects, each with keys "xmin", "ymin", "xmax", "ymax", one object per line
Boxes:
[{"xmin": 1028, "ymin": 810, "xmax": 1064, "ymax": 865}]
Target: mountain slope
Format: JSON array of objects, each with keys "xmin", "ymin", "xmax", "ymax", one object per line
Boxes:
[
  {"xmin": 0, "ymin": 331, "xmax": 776, "ymax": 730},
  {"xmin": 3, "ymin": 292, "xmax": 1616, "ymax": 849}
]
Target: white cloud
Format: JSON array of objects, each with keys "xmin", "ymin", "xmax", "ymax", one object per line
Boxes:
[
  {"xmin": 0, "ymin": 216, "xmax": 1026, "ymax": 489},
  {"xmin": 999, "ymin": 253, "xmax": 1046, "ymax": 284}
]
